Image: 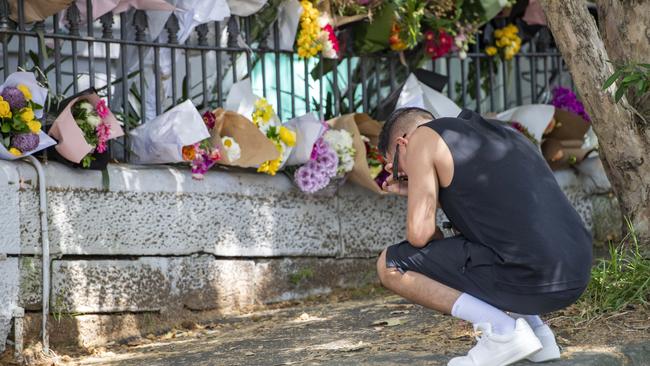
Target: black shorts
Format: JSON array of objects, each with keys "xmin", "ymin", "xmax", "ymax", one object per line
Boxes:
[{"xmin": 385, "ymin": 236, "xmax": 586, "ymax": 315}]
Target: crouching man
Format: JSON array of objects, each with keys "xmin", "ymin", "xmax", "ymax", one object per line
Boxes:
[{"xmin": 377, "ymin": 107, "xmax": 592, "ymax": 366}]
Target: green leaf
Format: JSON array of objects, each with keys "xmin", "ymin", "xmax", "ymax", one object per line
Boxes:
[
  {"xmin": 1, "ymin": 122, "xmax": 10, "ymax": 133},
  {"xmin": 614, "ymin": 86, "xmax": 626, "ymax": 102},
  {"xmin": 602, "ymin": 70, "xmax": 620, "ymax": 90},
  {"xmin": 622, "ymin": 74, "xmax": 641, "ymax": 83},
  {"xmin": 639, "ymin": 63, "xmax": 650, "ymax": 69},
  {"xmin": 636, "ymin": 79, "xmax": 645, "ymax": 93}
]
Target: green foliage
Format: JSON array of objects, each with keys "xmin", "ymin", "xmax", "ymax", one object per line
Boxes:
[
  {"xmin": 394, "ymin": 0, "xmax": 427, "ymax": 49},
  {"xmin": 577, "ymin": 219, "xmax": 650, "ymax": 320},
  {"xmin": 289, "ymin": 267, "xmax": 314, "ymax": 286},
  {"xmin": 455, "ymin": 57, "xmax": 499, "ymax": 105},
  {"xmin": 602, "ymin": 62, "xmax": 650, "ymax": 103}
]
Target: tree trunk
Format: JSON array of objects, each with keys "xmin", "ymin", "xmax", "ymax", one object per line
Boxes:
[{"xmin": 539, "ymin": 0, "xmax": 650, "ymax": 244}]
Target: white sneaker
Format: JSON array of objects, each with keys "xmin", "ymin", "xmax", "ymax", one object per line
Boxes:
[
  {"xmin": 526, "ymin": 324, "xmax": 561, "ymax": 362},
  {"xmin": 448, "ymin": 318, "xmax": 542, "ymax": 366}
]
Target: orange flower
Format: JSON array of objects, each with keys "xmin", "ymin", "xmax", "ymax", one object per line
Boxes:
[{"xmin": 182, "ymin": 145, "xmax": 196, "ymax": 161}]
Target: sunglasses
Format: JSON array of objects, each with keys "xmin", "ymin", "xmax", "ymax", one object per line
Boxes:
[{"xmin": 392, "ymin": 134, "xmax": 408, "ymax": 184}]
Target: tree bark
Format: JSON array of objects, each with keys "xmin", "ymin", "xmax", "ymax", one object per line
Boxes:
[
  {"xmin": 596, "ymin": 0, "xmax": 650, "ymax": 65},
  {"xmin": 539, "ymin": 0, "xmax": 650, "ymax": 243}
]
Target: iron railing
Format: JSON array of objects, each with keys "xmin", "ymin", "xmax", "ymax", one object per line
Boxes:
[{"xmin": 0, "ymin": 0, "xmax": 574, "ymax": 161}]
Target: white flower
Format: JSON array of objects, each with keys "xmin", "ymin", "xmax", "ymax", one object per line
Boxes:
[
  {"xmin": 324, "ymin": 129, "xmax": 354, "ymax": 152},
  {"xmin": 324, "ymin": 129, "xmax": 356, "ymax": 175},
  {"xmin": 86, "ymin": 114, "xmax": 102, "ymax": 128},
  {"xmin": 78, "ymin": 100, "xmax": 94, "ymax": 113},
  {"xmin": 221, "ymin": 136, "xmax": 241, "ymax": 162},
  {"xmin": 321, "ymin": 39, "xmax": 338, "ymax": 59},
  {"xmin": 458, "ymin": 50, "xmax": 467, "ymax": 60}
]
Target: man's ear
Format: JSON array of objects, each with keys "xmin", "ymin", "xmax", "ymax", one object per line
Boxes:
[{"xmin": 396, "ymin": 135, "xmax": 408, "ymax": 146}]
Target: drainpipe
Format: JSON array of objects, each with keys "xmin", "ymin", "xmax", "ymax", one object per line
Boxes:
[{"xmin": 25, "ymin": 156, "xmax": 49, "ymax": 354}]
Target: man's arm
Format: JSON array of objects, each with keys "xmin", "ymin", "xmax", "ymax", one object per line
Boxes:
[{"xmin": 405, "ymin": 128, "xmax": 440, "ymax": 248}]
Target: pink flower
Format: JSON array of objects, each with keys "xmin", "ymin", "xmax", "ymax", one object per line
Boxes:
[
  {"xmin": 95, "ymin": 99, "xmax": 109, "ymax": 119},
  {"xmin": 202, "ymin": 110, "xmax": 216, "ymax": 129},
  {"xmin": 95, "ymin": 122, "xmax": 111, "ymax": 153}
]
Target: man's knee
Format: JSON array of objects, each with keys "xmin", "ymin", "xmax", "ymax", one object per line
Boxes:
[{"xmin": 377, "ymin": 248, "xmax": 400, "ymax": 288}]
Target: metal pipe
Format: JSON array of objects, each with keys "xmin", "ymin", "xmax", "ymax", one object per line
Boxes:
[{"xmin": 24, "ymin": 156, "xmax": 50, "ymax": 354}]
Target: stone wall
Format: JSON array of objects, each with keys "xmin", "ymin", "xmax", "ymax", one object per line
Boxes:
[{"xmin": 0, "ymin": 157, "xmax": 619, "ymax": 350}]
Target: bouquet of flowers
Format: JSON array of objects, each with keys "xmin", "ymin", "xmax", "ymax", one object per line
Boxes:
[
  {"xmin": 485, "ymin": 24, "xmax": 521, "ymax": 61},
  {"xmin": 322, "ymin": 128, "xmax": 355, "ymax": 177},
  {"xmin": 0, "ymin": 72, "xmax": 56, "ymax": 160},
  {"xmin": 296, "ymin": 0, "xmax": 340, "ymax": 59},
  {"xmin": 49, "ymin": 89, "xmax": 124, "ymax": 169},
  {"xmin": 550, "ymin": 86, "xmax": 590, "ymax": 123},
  {"xmin": 252, "ymin": 98, "xmax": 297, "ymax": 176},
  {"xmin": 293, "ymin": 136, "xmax": 339, "ymax": 193},
  {"xmin": 362, "ymin": 135, "xmax": 386, "ymax": 180},
  {"xmin": 180, "ymin": 110, "xmax": 223, "ymax": 180},
  {"xmin": 129, "ymin": 99, "xmax": 210, "ymax": 165}
]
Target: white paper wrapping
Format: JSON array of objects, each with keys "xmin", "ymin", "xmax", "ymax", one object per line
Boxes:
[
  {"xmin": 0, "ymin": 72, "xmax": 56, "ymax": 160},
  {"xmin": 495, "ymin": 104, "xmax": 555, "ymax": 144},
  {"xmin": 267, "ymin": 0, "xmax": 302, "ymax": 51},
  {"xmin": 225, "ymin": 78, "xmax": 260, "ymax": 118},
  {"xmin": 0, "ymin": 72, "xmax": 49, "ymax": 119},
  {"xmin": 128, "ymin": 99, "xmax": 210, "ymax": 164},
  {"xmin": 396, "ymin": 73, "xmax": 462, "ymax": 119},
  {"xmin": 284, "ymin": 112, "xmax": 324, "ymax": 166},
  {"xmin": 227, "ymin": 0, "xmax": 267, "ymax": 16},
  {"xmin": 0, "ymin": 132, "xmax": 57, "ymax": 160}
]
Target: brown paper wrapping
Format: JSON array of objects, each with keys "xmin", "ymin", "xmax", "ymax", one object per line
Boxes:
[
  {"xmin": 545, "ymin": 109, "xmax": 590, "ymax": 140},
  {"xmin": 8, "ymin": 0, "xmax": 73, "ymax": 23},
  {"xmin": 327, "ymin": 113, "xmax": 386, "ymax": 194},
  {"xmin": 209, "ymin": 108, "xmax": 279, "ymax": 168},
  {"xmin": 542, "ymin": 139, "xmax": 595, "ymax": 171},
  {"xmin": 49, "ymin": 92, "xmax": 124, "ymax": 164}
]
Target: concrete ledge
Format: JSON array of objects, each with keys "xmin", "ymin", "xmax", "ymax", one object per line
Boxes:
[{"xmin": 20, "ymin": 255, "xmax": 377, "ymax": 314}]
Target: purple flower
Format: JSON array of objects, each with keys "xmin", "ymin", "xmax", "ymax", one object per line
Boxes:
[
  {"xmin": 10, "ymin": 132, "xmax": 39, "ymax": 152},
  {"xmin": 551, "ymin": 87, "xmax": 590, "ymax": 122},
  {"xmin": 316, "ymin": 149, "xmax": 338, "ymax": 178},
  {"xmin": 310, "ymin": 138, "xmax": 330, "ymax": 160},
  {"xmin": 295, "ymin": 161, "xmax": 330, "ymax": 193},
  {"xmin": 1, "ymin": 87, "xmax": 27, "ymax": 110}
]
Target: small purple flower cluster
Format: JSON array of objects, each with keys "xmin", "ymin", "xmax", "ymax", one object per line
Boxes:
[
  {"xmin": 1, "ymin": 87, "xmax": 27, "ymax": 109},
  {"xmin": 10, "ymin": 133, "xmax": 39, "ymax": 152},
  {"xmin": 295, "ymin": 137, "xmax": 339, "ymax": 193},
  {"xmin": 551, "ymin": 86, "xmax": 590, "ymax": 122}
]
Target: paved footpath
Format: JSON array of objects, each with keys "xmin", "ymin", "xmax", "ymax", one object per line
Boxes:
[{"xmin": 66, "ymin": 291, "xmax": 649, "ymax": 366}]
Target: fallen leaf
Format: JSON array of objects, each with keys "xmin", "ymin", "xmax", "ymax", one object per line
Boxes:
[
  {"xmin": 372, "ymin": 317, "xmax": 405, "ymax": 327},
  {"xmin": 390, "ymin": 310, "xmax": 410, "ymax": 315}
]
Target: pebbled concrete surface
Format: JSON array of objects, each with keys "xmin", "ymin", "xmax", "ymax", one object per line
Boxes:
[{"xmin": 63, "ymin": 293, "xmax": 649, "ymax": 366}]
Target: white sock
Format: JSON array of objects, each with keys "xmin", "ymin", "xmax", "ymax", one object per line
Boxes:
[
  {"xmin": 510, "ymin": 313, "xmax": 544, "ymax": 329},
  {"xmin": 451, "ymin": 293, "xmax": 516, "ymax": 335}
]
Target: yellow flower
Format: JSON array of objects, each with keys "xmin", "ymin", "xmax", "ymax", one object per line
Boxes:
[
  {"xmin": 485, "ymin": 46, "xmax": 497, "ymax": 56},
  {"xmin": 17, "ymin": 84, "xmax": 32, "ymax": 101},
  {"xmin": 506, "ymin": 24, "xmax": 518, "ymax": 34},
  {"xmin": 262, "ymin": 106, "xmax": 273, "ymax": 122},
  {"xmin": 0, "ymin": 97, "xmax": 11, "ymax": 118},
  {"xmin": 494, "ymin": 30, "xmax": 503, "ymax": 38},
  {"xmin": 8, "ymin": 147, "xmax": 22, "ymax": 157},
  {"xmin": 257, "ymin": 157, "xmax": 281, "ymax": 176},
  {"xmin": 26, "ymin": 119, "xmax": 41, "ymax": 134},
  {"xmin": 19, "ymin": 107, "xmax": 35, "ymax": 122},
  {"xmin": 279, "ymin": 126, "xmax": 296, "ymax": 147},
  {"xmin": 297, "ymin": 0, "xmax": 321, "ymax": 58}
]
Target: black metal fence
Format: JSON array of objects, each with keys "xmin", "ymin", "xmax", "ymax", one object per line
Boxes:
[{"xmin": 0, "ymin": 0, "xmax": 574, "ymax": 161}]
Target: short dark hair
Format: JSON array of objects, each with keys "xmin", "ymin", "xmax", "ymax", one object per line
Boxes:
[{"xmin": 378, "ymin": 107, "xmax": 434, "ymax": 155}]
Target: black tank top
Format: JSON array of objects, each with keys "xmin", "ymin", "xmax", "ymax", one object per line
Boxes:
[{"xmin": 422, "ymin": 109, "xmax": 592, "ymax": 294}]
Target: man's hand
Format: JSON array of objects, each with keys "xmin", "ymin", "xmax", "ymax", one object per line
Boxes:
[{"xmin": 382, "ymin": 163, "xmax": 408, "ymax": 195}]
